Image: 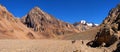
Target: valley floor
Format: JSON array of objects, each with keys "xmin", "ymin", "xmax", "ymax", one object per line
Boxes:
[{"xmin": 0, "ymin": 39, "xmax": 111, "ymax": 52}]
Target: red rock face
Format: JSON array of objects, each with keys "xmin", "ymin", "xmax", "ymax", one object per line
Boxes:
[{"xmin": 21, "ymin": 7, "xmax": 80, "ymax": 38}]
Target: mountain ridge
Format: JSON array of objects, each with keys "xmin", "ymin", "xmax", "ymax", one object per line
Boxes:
[
  {"xmin": 21, "ymin": 6, "xmax": 81, "ymax": 38},
  {"xmin": 0, "ymin": 4, "xmax": 99, "ymax": 39}
]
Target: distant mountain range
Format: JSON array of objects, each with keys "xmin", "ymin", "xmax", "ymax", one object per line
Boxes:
[
  {"xmin": 73, "ymin": 20, "xmax": 99, "ymax": 27},
  {"xmin": 73, "ymin": 20, "xmax": 98, "ymax": 31}
]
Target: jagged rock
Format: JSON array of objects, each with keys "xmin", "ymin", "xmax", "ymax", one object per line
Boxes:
[
  {"xmin": 88, "ymin": 4, "xmax": 120, "ymax": 47},
  {"xmin": 27, "ymin": 32, "xmax": 35, "ymax": 39},
  {"xmin": 102, "ymin": 4, "xmax": 120, "ymax": 25},
  {"xmin": 113, "ymin": 41, "xmax": 120, "ymax": 52},
  {"xmin": 21, "ymin": 7, "xmax": 79, "ymax": 38},
  {"xmin": 94, "ymin": 26, "xmax": 118, "ymax": 47}
]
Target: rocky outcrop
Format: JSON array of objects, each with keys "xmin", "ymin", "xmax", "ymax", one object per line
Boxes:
[
  {"xmin": 113, "ymin": 41, "xmax": 120, "ymax": 52},
  {"xmin": 21, "ymin": 7, "xmax": 79, "ymax": 38},
  {"xmin": 89, "ymin": 25, "xmax": 118, "ymax": 47},
  {"xmin": 88, "ymin": 4, "xmax": 120, "ymax": 47}
]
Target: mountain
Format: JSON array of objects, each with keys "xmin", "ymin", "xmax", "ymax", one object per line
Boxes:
[
  {"xmin": 0, "ymin": 4, "xmax": 101, "ymax": 39},
  {"xmin": 21, "ymin": 7, "xmax": 80, "ymax": 38},
  {"xmin": 0, "ymin": 5, "xmax": 91, "ymax": 39},
  {"xmin": 87, "ymin": 4, "xmax": 120, "ymax": 48},
  {"xmin": 1, "ymin": 3, "xmax": 120, "ymax": 52},
  {"xmin": 0, "ymin": 5, "xmax": 42, "ymax": 39},
  {"xmin": 73, "ymin": 20, "xmax": 98, "ymax": 31}
]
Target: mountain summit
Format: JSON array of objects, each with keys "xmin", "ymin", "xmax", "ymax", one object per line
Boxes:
[
  {"xmin": 21, "ymin": 7, "xmax": 80, "ymax": 38},
  {"xmin": 73, "ymin": 20, "xmax": 98, "ymax": 31}
]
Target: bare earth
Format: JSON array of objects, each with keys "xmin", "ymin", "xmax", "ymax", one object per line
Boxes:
[{"xmin": 0, "ymin": 39, "xmax": 111, "ymax": 52}]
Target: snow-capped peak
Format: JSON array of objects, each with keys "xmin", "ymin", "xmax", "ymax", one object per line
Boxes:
[
  {"xmin": 73, "ymin": 20, "xmax": 99, "ymax": 27},
  {"xmin": 86, "ymin": 23, "xmax": 93, "ymax": 26},
  {"xmin": 94, "ymin": 24, "xmax": 99, "ymax": 26},
  {"xmin": 80, "ymin": 20, "xmax": 86, "ymax": 24},
  {"xmin": 79, "ymin": 20, "xmax": 99, "ymax": 27}
]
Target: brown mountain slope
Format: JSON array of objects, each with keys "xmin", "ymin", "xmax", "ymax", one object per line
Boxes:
[
  {"xmin": 21, "ymin": 7, "xmax": 80, "ymax": 38},
  {"xmin": 63, "ymin": 26, "xmax": 100, "ymax": 40},
  {"xmin": 0, "ymin": 5, "xmax": 42, "ymax": 39},
  {"xmin": 87, "ymin": 4, "xmax": 120, "ymax": 47}
]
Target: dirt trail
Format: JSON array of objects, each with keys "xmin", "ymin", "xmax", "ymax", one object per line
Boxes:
[{"xmin": 0, "ymin": 39, "xmax": 111, "ymax": 52}]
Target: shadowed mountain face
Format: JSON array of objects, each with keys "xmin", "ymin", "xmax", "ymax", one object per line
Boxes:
[{"xmin": 21, "ymin": 7, "xmax": 80, "ymax": 38}]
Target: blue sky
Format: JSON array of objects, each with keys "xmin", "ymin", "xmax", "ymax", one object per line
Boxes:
[{"xmin": 0, "ymin": 0, "xmax": 120, "ymax": 24}]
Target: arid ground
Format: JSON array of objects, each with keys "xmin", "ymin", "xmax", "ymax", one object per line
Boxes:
[{"xmin": 0, "ymin": 39, "xmax": 111, "ymax": 52}]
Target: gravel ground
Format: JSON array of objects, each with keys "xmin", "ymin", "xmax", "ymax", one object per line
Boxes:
[{"xmin": 0, "ymin": 39, "xmax": 111, "ymax": 52}]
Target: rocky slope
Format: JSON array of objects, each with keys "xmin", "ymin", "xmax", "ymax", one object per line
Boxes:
[
  {"xmin": 0, "ymin": 5, "xmax": 93, "ymax": 39},
  {"xmin": 87, "ymin": 4, "xmax": 120, "ymax": 50},
  {"xmin": 0, "ymin": 4, "xmax": 86, "ymax": 39},
  {"xmin": 0, "ymin": 5, "xmax": 42, "ymax": 39},
  {"xmin": 21, "ymin": 7, "xmax": 80, "ymax": 38},
  {"xmin": 1, "ymin": 3, "xmax": 120, "ymax": 52}
]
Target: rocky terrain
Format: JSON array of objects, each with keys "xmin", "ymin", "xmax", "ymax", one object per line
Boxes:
[
  {"xmin": 86, "ymin": 4, "xmax": 120, "ymax": 52},
  {"xmin": 0, "ymin": 5, "xmax": 41, "ymax": 39},
  {"xmin": 21, "ymin": 7, "xmax": 80, "ymax": 39},
  {"xmin": 0, "ymin": 4, "xmax": 97, "ymax": 39},
  {"xmin": 63, "ymin": 4, "xmax": 120, "ymax": 52},
  {"xmin": 0, "ymin": 3, "xmax": 120, "ymax": 52}
]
